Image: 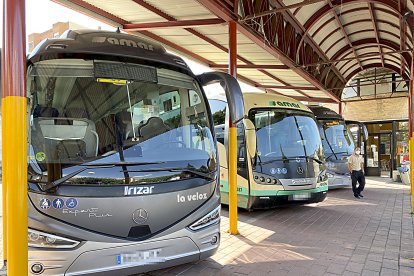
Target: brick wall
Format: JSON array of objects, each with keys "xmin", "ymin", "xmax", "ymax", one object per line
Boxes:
[
  {"xmin": 342, "ymin": 97, "xmax": 408, "ymax": 121},
  {"xmin": 28, "ymin": 22, "xmax": 71, "ymax": 52}
]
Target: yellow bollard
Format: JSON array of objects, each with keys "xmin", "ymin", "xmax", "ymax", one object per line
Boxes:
[
  {"xmin": 3, "ymin": 97, "xmax": 28, "ymax": 275},
  {"xmin": 2, "ymin": 0, "xmax": 28, "ymax": 274},
  {"xmin": 2, "ymin": 125, "xmax": 7, "ymax": 263},
  {"xmin": 411, "ymin": 135, "xmax": 414, "ymax": 213},
  {"xmin": 228, "ymin": 125, "xmax": 238, "ymax": 234}
]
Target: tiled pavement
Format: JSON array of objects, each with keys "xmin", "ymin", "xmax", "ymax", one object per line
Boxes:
[{"xmin": 144, "ymin": 177, "xmax": 414, "ymax": 276}]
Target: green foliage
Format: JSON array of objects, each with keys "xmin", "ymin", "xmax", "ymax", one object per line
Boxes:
[{"xmin": 212, "ymin": 110, "xmax": 225, "ymax": 125}]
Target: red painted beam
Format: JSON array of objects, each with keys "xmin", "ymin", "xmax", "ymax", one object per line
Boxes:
[
  {"xmin": 132, "ymin": 0, "xmax": 304, "ymax": 98},
  {"xmin": 399, "ymin": 0, "xmax": 407, "ymax": 77},
  {"xmin": 328, "ymin": 0, "xmax": 363, "ymax": 70},
  {"xmin": 331, "ymin": 38, "xmax": 411, "ymax": 67},
  {"xmin": 229, "ymin": 21, "xmax": 237, "ymax": 78},
  {"xmin": 271, "ymin": 0, "xmax": 347, "ymax": 86},
  {"xmin": 198, "ymin": 0, "xmax": 341, "ymax": 101},
  {"xmin": 123, "ymin": 18, "xmax": 225, "ymax": 30},
  {"xmin": 311, "ymin": 6, "xmax": 400, "ymax": 39},
  {"xmin": 345, "ymin": 63, "xmax": 407, "ymax": 80},
  {"xmin": 368, "ymin": 3, "xmax": 385, "ymax": 67},
  {"xmin": 209, "ymin": 64, "xmax": 289, "ymax": 69},
  {"xmin": 241, "ymin": 0, "xmax": 325, "ymax": 21}
]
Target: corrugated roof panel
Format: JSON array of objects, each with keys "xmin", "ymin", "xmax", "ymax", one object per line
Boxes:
[
  {"xmin": 349, "ymin": 30, "xmax": 376, "ymax": 41},
  {"xmin": 340, "ymin": 61, "xmax": 359, "ymax": 75},
  {"xmin": 377, "ymin": 11, "xmax": 401, "ymax": 27},
  {"xmin": 325, "ymin": 40, "xmax": 348, "ymax": 58},
  {"xmin": 312, "ymin": 19, "xmax": 339, "ymax": 45},
  {"xmin": 85, "ymin": 0, "xmax": 165, "ymax": 22},
  {"xmin": 377, "ymin": 22, "xmax": 399, "ymax": 35},
  {"xmin": 360, "ymin": 58, "xmax": 382, "ymax": 66},
  {"xmin": 310, "ymin": 16, "xmax": 334, "ymax": 37},
  {"xmin": 320, "ymin": 31, "xmax": 347, "ymax": 48},
  {"xmin": 145, "ymin": 0, "xmax": 214, "ymax": 20},
  {"xmin": 340, "ymin": 12, "xmax": 370, "ymax": 26},
  {"xmin": 356, "ymin": 46, "xmax": 380, "ymax": 55},
  {"xmin": 305, "ymin": 91, "xmax": 331, "ymax": 98},
  {"xmin": 294, "ymin": 1, "xmax": 329, "ymax": 25},
  {"xmin": 276, "ymin": 90, "xmax": 307, "ymax": 97}
]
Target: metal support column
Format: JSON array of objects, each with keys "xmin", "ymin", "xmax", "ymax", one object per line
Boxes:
[
  {"xmin": 2, "ymin": 0, "xmax": 28, "ymax": 273},
  {"xmin": 410, "ymin": 49, "xmax": 414, "ymax": 213},
  {"xmin": 228, "ymin": 21, "xmax": 239, "ymax": 234},
  {"xmin": 338, "ymin": 102, "xmax": 342, "ymax": 115}
]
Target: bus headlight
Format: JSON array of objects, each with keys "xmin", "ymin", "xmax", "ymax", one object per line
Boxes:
[
  {"xmin": 189, "ymin": 205, "xmax": 220, "ymax": 231},
  {"xmin": 28, "ymin": 229, "xmax": 80, "ymax": 249}
]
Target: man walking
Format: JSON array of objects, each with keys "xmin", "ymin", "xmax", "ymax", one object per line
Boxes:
[{"xmin": 348, "ymin": 147, "xmax": 365, "ymax": 199}]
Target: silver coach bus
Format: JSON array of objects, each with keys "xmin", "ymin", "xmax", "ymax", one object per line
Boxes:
[{"xmin": 26, "ymin": 30, "xmax": 243, "ymax": 275}]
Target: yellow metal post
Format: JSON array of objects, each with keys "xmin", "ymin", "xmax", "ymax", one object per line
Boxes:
[
  {"xmin": 408, "ymin": 136, "xmax": 414, "ymax": 214},
  {"xmin": 228, "ymin": 21, "xmax": 238, "ymax": 234},
  {"xmin": 2, "ymin": 0, "xmax": 28, "ymax": 274}
]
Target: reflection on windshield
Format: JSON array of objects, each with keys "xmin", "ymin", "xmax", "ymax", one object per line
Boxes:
[
  {"xmin": 322, "ymin": 120, "xmax": 354, "ymax": 158},
  {"xmin": 28, "ymin": 59, "xmax": 216, "ymax": 184},
  {"xmin": 251, "ymin": 109, "xmax": 323, "ymax": 161}
]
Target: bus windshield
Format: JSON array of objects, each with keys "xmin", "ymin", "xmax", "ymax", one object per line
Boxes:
[
  {"xmin": 250, "ymin": 109, "xmax": 323, "ymax": 162},
  {"xmin": 28, "ymin": 59, "xmax": 216, "ymax": 184},
  {"xmin": 321, "ymin": 120, "xmax": 355, "ymax": 159}
]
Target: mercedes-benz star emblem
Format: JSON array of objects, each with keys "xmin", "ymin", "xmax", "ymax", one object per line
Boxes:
[
  {"xmin": 297, "ymin": 167, "xmax": 304, "ymax": 174},
  {"xmin": 132, "ymin": 208, "xmax": 148, "ymax": 224}
]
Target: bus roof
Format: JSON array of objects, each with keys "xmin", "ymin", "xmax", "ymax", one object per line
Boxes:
[
  {"xmin": 308, "ymin": 105, "xmax": 343, "ymax": 120},
  {"xmin": 243, "ymin": 92, "xmax": 312, "ymax": 114},
  {"xmin": 27, "ymin": 29, "xmax": 191, "ymax": 74}
]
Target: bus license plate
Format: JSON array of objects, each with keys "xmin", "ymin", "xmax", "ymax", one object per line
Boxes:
[
  {"xmin": 292, "ymin": 193, "xmax": 310, "ymax": 200},
  {"xmin": 117, "ymin": 249, "xmax": 163, "ymax": 265}
]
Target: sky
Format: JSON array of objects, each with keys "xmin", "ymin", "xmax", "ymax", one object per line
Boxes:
[{"xmin": 0, "ymin": 0, "xmax": 260, "ymax": 97}]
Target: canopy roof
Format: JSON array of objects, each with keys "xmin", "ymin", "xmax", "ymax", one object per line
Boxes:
[{"xmin": 52, "ymin": 0, "xmax": 413, "ymax": 103}]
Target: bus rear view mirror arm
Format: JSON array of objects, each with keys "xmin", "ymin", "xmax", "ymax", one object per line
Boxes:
[{"xmin": 197, "ymin": 72, "xmax": 244, "ymax": 124}]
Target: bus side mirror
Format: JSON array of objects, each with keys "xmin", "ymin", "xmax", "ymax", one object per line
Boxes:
[
  {"xmin": 244, "ymin": 119, "xmax": 257, "ymax": 160},
  {"xmin": 197, "ymin": 72, "xmax": 244, "ymax": 124}
]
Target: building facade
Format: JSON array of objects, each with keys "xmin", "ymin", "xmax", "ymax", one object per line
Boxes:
[{"xmin": 28, "ymin": 22, "xmax": 85, "ymax": 53}]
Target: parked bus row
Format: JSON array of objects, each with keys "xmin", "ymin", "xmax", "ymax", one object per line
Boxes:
[
  {"xmin": 20, "ymin": 29, "xmax": 366, "ymax": 275},
  {"xmin": 209, "ymin": 95, "xmax": 367, "ymax": 210}
]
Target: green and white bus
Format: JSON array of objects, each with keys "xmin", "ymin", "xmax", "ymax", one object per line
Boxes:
[{"xmin": 209, "ymin": 93, "xmax": 328, "ymax": 210}]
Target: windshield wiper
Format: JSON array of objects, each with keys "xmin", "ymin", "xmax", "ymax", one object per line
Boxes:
[
  {"xmin": 122, "ymin": 167, "xmax": 216, "ymax": 181},
  {"xmin": 326, "ymin": 151, "xmax": 350, "ymax": 159},
  {"xmin": 39, "ymin": 161, "xmax": 164, "ymax": 192},
  {"xmin": 259, "ymin": 156, "xmax": 324, "ymax": 165}
]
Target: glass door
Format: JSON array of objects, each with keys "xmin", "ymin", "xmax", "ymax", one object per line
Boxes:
[
  {"xmin": 379, "ymin": 133, "xmax": 392, "ymax": 177},
  {"xmin": 365, "ymin": 133, "xmax": 380, "ymax": 176}
]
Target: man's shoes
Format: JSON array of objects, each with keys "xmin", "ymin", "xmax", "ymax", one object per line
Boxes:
[
  {"xmin": 354, "ymin": 194, "xmax": 361, "ymax": 199},
  {"xmin": 358, "ymin": 193, "xmax": 364, "ymax": 198}
]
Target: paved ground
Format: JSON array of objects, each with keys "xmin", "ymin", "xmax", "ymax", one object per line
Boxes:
[
  {"xmin": 0, "ymin": 178, "xmax": 412, "ymax": 275},
  {"xmin": 143, "ymin": 177, "xmax": 414, "ymax": 276}
]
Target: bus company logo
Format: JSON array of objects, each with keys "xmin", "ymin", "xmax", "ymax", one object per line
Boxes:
[
  {"xmin": 92, "ymin": 36, "xmax": 155, "ymax": 51},
  {"xmin": 132, "ymin": 208, "xmax": 149, "ymax": 224},
  {"xmin": 269, "ymin": 101, "xmax": 300, "ymax": 108},
  {"xmin": 124, "ymin": 186, "xmax": 155, "ymax": 196},
  {"xmin": 297, "ymin": 167, "xmax": 304, "ymax": 174}
]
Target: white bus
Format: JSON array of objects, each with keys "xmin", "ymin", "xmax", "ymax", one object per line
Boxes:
[{"xmin": 210, "ymin": 93, "xmax": 328, "ymax": 210}]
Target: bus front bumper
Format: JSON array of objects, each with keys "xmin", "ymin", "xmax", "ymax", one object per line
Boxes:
[
  {"xmin": 327, "ymin": 173, "xmax": 351, "ymax": 189},
  {"xmin": 28, "ymin": 225, "xmax": 220, "ymax": 276},
  {"xmin": 249, "ymin": 185, "xmax": 328, "ymax": 209}
]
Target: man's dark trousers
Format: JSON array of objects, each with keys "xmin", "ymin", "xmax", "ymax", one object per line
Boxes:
[{"xmin": 351, "ymin": 170, "xmax": 365, "ymax": 196}]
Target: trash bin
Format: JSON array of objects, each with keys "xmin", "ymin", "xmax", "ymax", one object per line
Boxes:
[{"xmin": 398, "ymin": 162, "xmax": 410, "ymax": 185}]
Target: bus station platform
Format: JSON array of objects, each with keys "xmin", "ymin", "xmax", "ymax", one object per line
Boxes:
[{"xmin": 144, "ymin": 177, "xmax": 414, "ymax": 276}]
